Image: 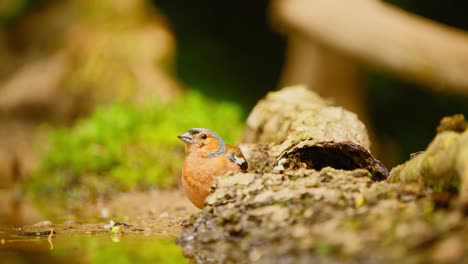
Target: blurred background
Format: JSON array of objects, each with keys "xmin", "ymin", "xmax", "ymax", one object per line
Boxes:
[{"xmin": 0, "ymin": 0, "xmax": 467, "ymax": 224}]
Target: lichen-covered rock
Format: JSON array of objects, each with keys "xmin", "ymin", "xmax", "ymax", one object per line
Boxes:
[{"xmin": 178, "ymin": 168, "xmax": 468, "ymax": 263}]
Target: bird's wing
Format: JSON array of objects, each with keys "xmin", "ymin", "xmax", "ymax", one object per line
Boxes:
[{"xmin": 226, "ymin": 145, "xmax": 248, "ymax": 172}]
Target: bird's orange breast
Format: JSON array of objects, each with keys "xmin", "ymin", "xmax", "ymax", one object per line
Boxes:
[{"xmin": 182, "ymin": 153, "xmax": 242, "ymax": 208}]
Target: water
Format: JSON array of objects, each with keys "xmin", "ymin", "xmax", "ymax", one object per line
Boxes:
[{"xmin": 0, "ymin": 226, "xmax": 187, "ymax": 264}]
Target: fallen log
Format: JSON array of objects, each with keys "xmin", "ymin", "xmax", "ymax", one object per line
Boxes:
[
  {"xmin": 179, "ymin": 167, "xmax": 467, "ymax": 263},
  {"xmin": 241, "ymin": 85, "xmax": 388, "ymax": 180},
  {"xmin": 388, "ymin": 114, "xmax": 468, "ymax": 209}
]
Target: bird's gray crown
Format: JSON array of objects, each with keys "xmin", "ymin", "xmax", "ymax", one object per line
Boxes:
[{"xmin": 188, "ymin": 128, "xmax": 226, "ymax": 157}]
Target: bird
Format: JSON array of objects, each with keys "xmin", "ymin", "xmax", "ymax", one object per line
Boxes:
[{"xmin": 178, "ymin": 128, "xmax": 248, "ymax": 208}]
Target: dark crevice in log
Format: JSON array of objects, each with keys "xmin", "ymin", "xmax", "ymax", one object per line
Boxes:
[{"xmin": 283, "ymin": 141, "xmax": 389, "ymax": 181}]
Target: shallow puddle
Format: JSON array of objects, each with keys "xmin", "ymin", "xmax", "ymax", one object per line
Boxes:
[
  {"xmin": 0, "ymin": 189, "xmax": 198, "ymax": 263},
  {"xmin": 0, "ymin": 226, "xmax": 188, "ymax": 264}
]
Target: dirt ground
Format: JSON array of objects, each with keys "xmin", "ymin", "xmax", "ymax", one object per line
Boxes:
[
  {"xmin": 1, "ymin": 188, "xmax": 198, "ymax": 238},
  {"xmin": 87, "ymin": 189, "xmax": 199, "ymax": 237}
]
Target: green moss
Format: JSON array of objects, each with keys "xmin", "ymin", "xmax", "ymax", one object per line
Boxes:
[
  {"xmin": 432, "ymin": 176, "xmax": 460, "ymax": 193},
  {"xmin": 341, "ymin": 218, "xmax": 364, "ymax": 230},
  {"xmin": 450, "ymin": 178, "xmax": 460, "ymax": 190},
  {"xmin": 290, "ymin": 175, "xmax": 300, "ymax": 181},
  {"xmin": 27, "ymin": 91, "xmax": 244, "ymax": 205},
  {"xmin": 315, "ymin": 240, "xmax": 337, "ymax": 256}
]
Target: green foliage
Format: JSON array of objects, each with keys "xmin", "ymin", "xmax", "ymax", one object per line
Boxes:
[{"xmin": 28, "ymin": 91, "xmax": 244, "ymax": 204}]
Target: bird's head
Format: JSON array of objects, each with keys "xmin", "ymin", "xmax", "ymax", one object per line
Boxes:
[{"xmin": 178, "ymin": 128, "xmax": 226, "ymax": 157}]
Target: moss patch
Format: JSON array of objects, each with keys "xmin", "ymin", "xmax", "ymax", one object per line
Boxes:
[{"xmin": 27, "ymin": 91, "xmax": 244, "ymax": 209}]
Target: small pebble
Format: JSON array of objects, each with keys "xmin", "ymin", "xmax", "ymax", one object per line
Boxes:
[
  {"xmin": 33, "ymin": 220, "xmax": 53, "ymax": 227},
  {"xmin": 100, "ymin": 208, "xmax": 110, "ymax": 218},
  {"xmin": 63, "ymin": 219, "xmax": 76, "ymax": 225},
  {"xmin": 158, "ymin": 212, "xmax": 169, "ymax": 219},
  {"xmin": 104, "ymin": 220, "xmax": 116, "ymax": 229},
  {"xmin": 175, "ymin": 206, "xmax": 186, "ymax": 211}
]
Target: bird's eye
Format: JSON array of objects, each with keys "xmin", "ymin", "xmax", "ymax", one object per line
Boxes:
[{"xmin": 200, "ymin": 134, "xmax": 207, "ymax": 139}]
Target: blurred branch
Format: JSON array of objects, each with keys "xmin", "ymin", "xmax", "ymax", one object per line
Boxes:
[
  {"xmin": 278, "ymin": 36, "xmax": 365, "ymax": 114},
  {"xmin": 271, "ymin": 0, "xmax": 468, "ymax": 95}
]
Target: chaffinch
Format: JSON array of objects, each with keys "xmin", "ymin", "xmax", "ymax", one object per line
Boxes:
[{"xmin": 178, "ymin": 128, "xmax": 248, "ymax": 208}]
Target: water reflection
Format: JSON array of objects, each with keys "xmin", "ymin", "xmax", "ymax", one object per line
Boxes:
[{"xmin": 0, "ymin": 226, "xmax": 187, "ymax": 264}]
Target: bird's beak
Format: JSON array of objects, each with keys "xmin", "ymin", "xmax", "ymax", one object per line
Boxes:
[{"xmin": 178, "ymin": 132, "xmax": 194, "ymax": 144}]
